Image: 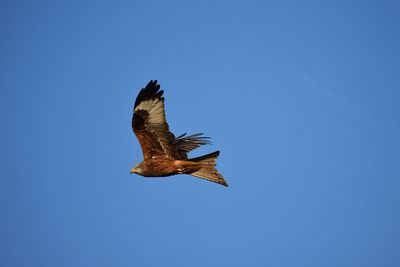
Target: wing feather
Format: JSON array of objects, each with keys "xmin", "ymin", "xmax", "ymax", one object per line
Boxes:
[
  {"xmin": 175, "ymin": 133, "xmax": 211, "ymax": 159},
  {"xmin": 132, "ymin": 80, "xmax": 179, "ymax": 160}
]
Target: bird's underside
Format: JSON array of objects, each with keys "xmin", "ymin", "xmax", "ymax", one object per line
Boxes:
[{"xmin": 130, "ymin": 80, "xmax": 228, "ymax": 187}]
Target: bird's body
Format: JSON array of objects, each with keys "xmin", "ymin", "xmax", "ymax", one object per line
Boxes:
[
  {"xmin": 130, "ymin": 80, "xmax": 228, "ymax": 187},
  {"xmin": 132, "ymin": 158, "xmax": 201, "ymax": 177}
]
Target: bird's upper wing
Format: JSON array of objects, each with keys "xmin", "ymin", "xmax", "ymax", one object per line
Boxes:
[{"xmin": 132, "ymin": 80, "xmax": 180, "ymax": 160}]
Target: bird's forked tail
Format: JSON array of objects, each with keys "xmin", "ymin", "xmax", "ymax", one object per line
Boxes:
[{"xmin": 189, "ymin": 151, "xmax": 228, "ymax": 187}]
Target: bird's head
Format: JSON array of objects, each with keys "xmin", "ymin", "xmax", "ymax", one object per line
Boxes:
[{"xmin": 130, "ymin": 164, "xmax": 143, "ymax": 175}]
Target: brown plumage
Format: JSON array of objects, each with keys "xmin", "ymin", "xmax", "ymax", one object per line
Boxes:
[{"xmin": 130, "ymin": 80, "xmax": 228, "ymax": 187}]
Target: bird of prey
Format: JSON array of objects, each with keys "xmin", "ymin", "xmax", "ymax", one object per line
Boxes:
[{"xmin": 130, "ymin": 80, "xmax": 228, "ymax": 187}]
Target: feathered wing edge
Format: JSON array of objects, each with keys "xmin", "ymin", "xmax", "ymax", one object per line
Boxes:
[
  {"xmin": 134, "ymin": 80, "xmax": 164, "ymax": 110},
  {"xmin": 175, "ymin": 133, "xmax": 211, "ymax": 152},
  {"xmin": 189, "ymin": 151, "xmax": 228, "ymax": 187}
]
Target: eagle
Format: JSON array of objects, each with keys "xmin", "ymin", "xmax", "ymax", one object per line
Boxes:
[{"xmin": 130, "ymin": 80, "xmax": 228, "ymax": 187}]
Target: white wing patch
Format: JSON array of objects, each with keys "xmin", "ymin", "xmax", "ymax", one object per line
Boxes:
[{"xmin": 135, "ymin": 98, "xmax": 166, "ymax": 124}]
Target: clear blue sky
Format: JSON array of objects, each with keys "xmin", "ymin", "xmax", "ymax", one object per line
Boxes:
[{"xmin": 2, "ymin": 1, "xmax": 400, "ymax": 266}]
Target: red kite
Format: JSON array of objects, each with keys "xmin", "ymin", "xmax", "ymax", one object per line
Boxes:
[{"xmin": 130, "ymin": 80, "xmax": 228, "ymax": 187}]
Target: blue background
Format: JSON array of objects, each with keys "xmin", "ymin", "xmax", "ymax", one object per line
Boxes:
[{"xmin": 2, "ymin": 1, "xmax": 400, "ymax": 266}]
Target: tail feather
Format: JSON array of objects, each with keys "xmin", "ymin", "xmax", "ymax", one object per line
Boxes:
[{"xmin": 189, "ymin": 151, "xmax": 228, "ymax": 187}]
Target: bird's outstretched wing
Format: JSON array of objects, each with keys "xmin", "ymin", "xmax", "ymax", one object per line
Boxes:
[
  {"xmin": 132, "ymin": 80, "xmax": 212, "ymax": 160},
  {"xmin": 175, "ymin": 133, "xmax": 211, "ymax": 159},
  {"xmin": 132, "ymin": 80, "xmax": 179, "ymax": 160}
]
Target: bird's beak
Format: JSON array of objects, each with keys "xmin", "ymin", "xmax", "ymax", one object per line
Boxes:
[{"xmin": 130, "ymin": 166, "xmax": 138, "ymax": 174}]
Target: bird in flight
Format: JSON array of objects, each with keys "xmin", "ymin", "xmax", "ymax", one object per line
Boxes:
[{"xmin": 130, "ymin": 80, "xmax": 228, "ymax": 187}]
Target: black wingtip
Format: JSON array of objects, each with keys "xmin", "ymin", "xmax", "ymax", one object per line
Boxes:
[{"xmin": 134, "ymin": 80, "xmax": 164, "ymax": 109}]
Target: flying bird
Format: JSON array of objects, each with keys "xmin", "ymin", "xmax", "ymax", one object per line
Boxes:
[{"xmin": 130, "ymin": 80, "xmax": 228, "ymax": 187}]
